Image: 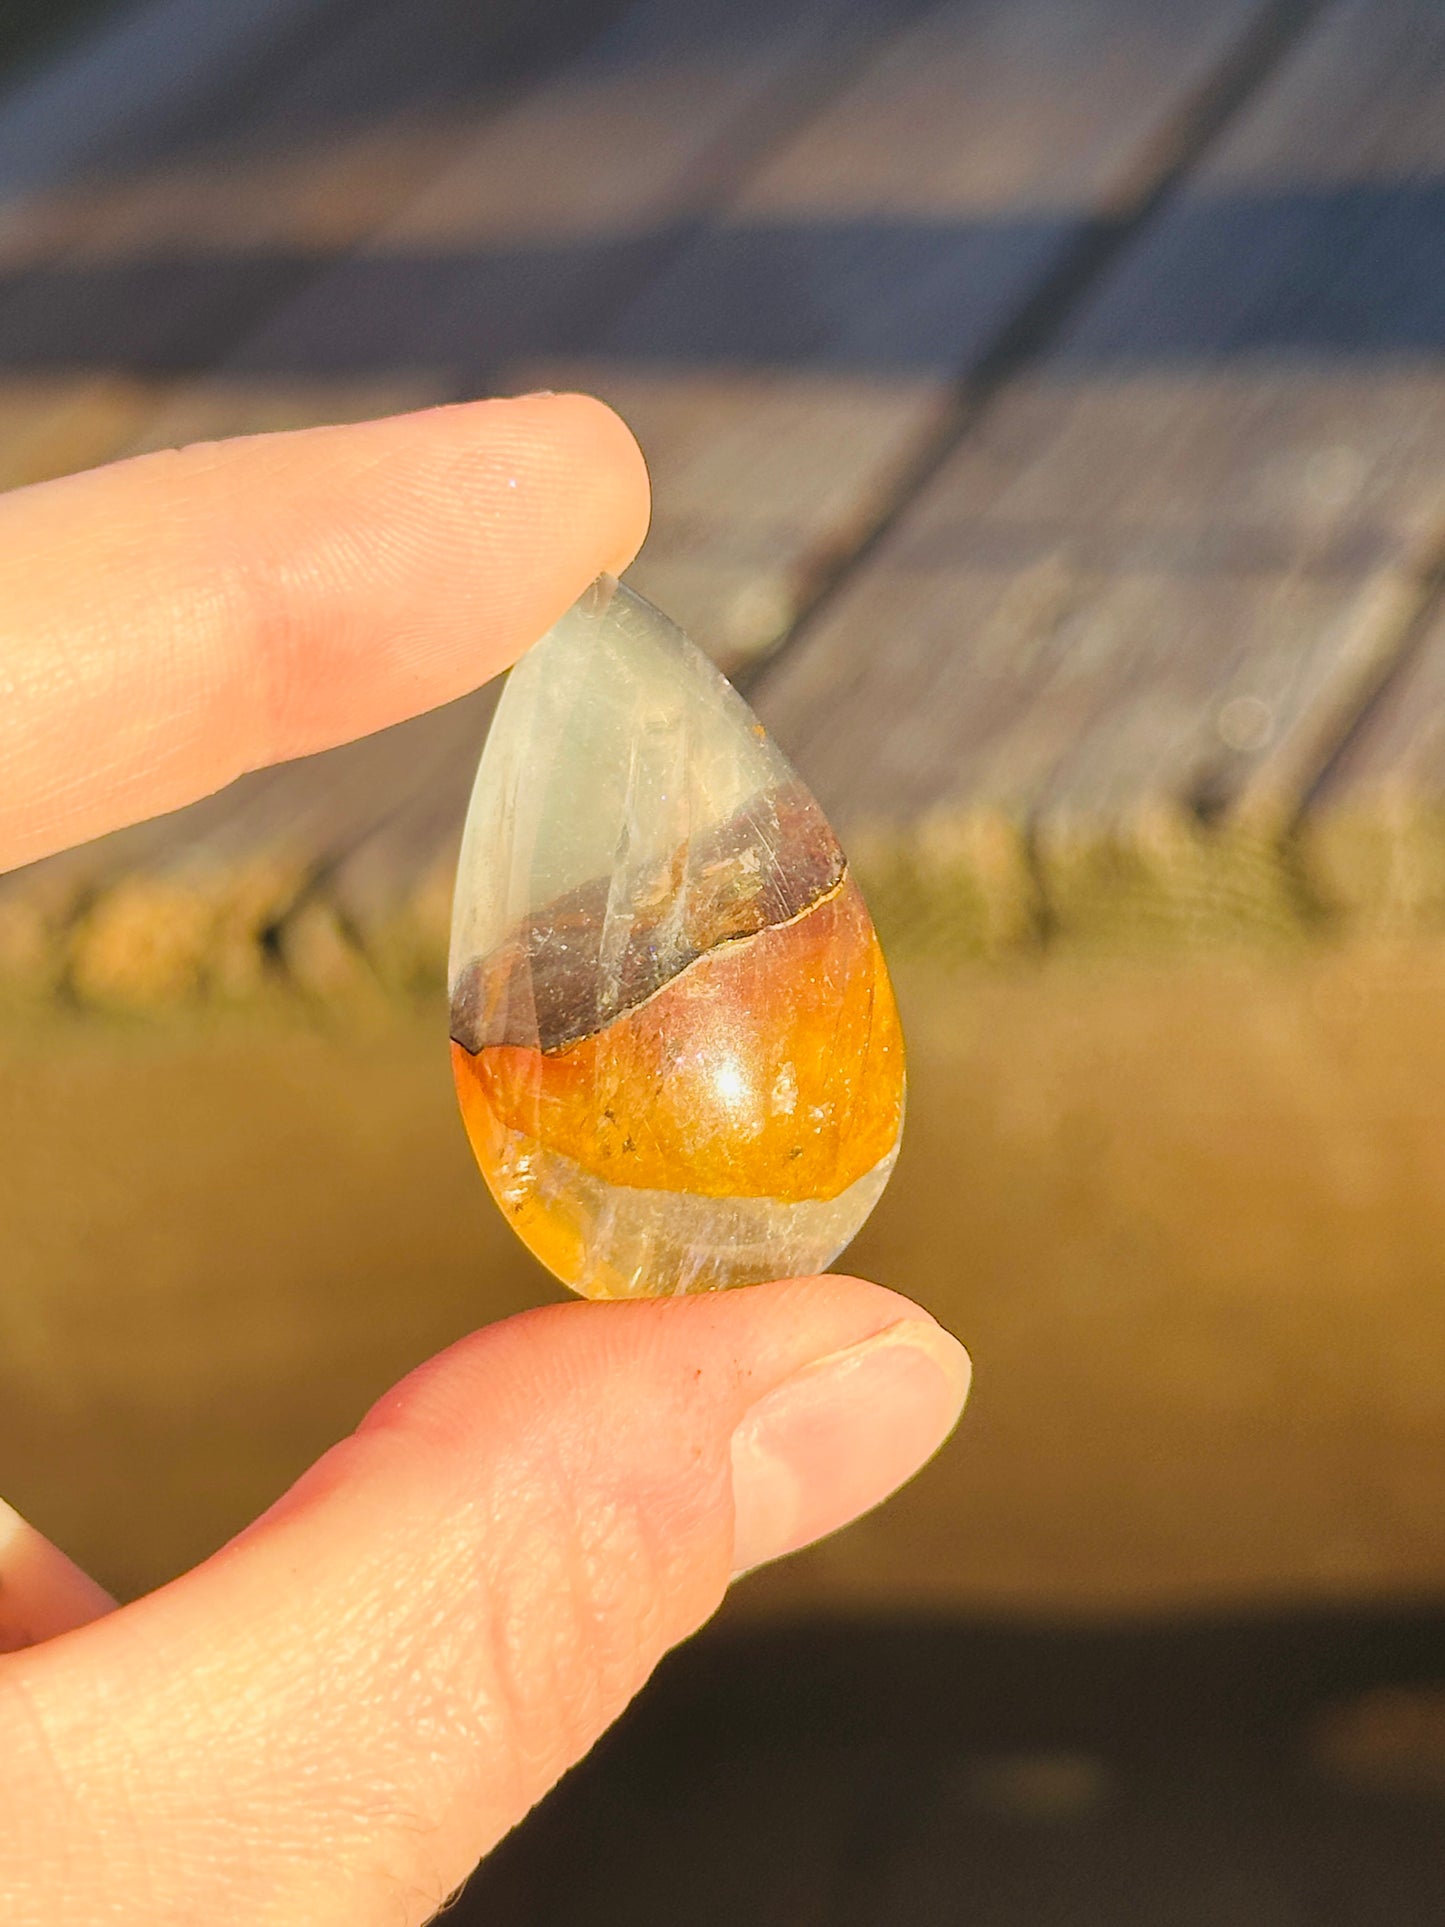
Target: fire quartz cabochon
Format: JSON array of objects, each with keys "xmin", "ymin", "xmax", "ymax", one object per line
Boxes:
[{"xmin": 449, "ymin": 576, "xmax": 904, "ymax": 1299}]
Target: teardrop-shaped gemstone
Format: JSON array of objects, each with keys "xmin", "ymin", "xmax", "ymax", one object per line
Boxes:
[{"xmin": 449, "ymin": 577, "xmax": 904, "ymax": 1299}]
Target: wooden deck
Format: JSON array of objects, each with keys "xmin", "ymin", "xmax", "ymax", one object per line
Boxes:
[{"xmin": 0, "ymin": 0, "xmax": 1442, "ymax": 997}]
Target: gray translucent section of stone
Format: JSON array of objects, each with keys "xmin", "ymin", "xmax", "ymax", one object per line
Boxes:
[
  {"xmin": 491, "ymin": 1126, "xmax": 901, "ymax": 1298},
  {"xmin": 449, "ymin": 576, "xmax": 839, "ymax": 1051}
]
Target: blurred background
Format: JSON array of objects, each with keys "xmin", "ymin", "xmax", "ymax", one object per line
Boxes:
[{"xmin": 2, "ymin": 0, "xmax": 1445, "ymax": 1916}]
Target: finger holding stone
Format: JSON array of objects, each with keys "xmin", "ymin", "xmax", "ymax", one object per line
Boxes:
[{"xmin": 0, "ymin": 394, "xmax": 651, "ymax": 872}]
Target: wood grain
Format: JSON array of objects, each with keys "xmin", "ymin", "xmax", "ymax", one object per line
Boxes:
[
  {"xmin": 0, "ymin": 0, "xmax": 350, "ymax": 205},
  {"xmin": 0, "ymin": 0, "xmax": 624, "ymax": 512},
  {"xmin": 31, "ymin": 0, "xmax": 940, "ymax": 994},
  {"xmin": 528, "ymin": 0, "xmax": 1269, "ymax": 660},
  {"xmin": 324, "ymin": 0, "xmax": 1289, "ymax": 982},
  {"xmin": 6, "ymin": 0, "xmax": 1445, "ymax": 994},
  {"xmin": 1304, "ymin": 586, "xmax": 1445, "ymax": 932},
  {"xmin": 0, "ymin": 0, "xmax": 636, "ymax": 998},
  {"xmin": 205, "ymin": 0, "xmax": 900, "ymax": 392},
  {"xmin": 755, "ymin": 0, "xmax": 1445, "ymax": 950}
]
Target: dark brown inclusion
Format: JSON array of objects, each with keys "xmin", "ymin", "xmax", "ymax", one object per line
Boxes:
[{"xmin": 450, "ymin": 784, "xmax": 845, "ymax": 1057}]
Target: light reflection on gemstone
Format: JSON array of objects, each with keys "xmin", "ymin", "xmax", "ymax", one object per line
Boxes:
[
  {"xmin": 712, "ymin": 1058, "xmax": 749, "ymax": 1107},
  {"xmin": 448, "ymin": 576, "xmax": 905, "ymax": 1300}
]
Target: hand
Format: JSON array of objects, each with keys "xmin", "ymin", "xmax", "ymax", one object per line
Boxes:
[{"xmin": 0, "ymin": 397, "xmax": 970, "ymax": 1924}]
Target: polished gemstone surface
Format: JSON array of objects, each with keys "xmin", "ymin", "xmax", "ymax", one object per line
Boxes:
[{"xmin": 449, "ymin": 577, "xmax": 904, "ymax": 1298}]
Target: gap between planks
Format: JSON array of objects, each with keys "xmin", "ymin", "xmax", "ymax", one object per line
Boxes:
[{"xmin": 731, "ymin": 0, "xmax": 1336, "ymax": 704}]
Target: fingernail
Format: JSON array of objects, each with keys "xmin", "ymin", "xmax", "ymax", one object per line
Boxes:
[
  {"xmin": 0, "ymin": 1497, "xmax": 115, "ymax": 1648},
  {"xmin": 729, "ymin": 1320, "xmax": 971, "ymax": 1576}
]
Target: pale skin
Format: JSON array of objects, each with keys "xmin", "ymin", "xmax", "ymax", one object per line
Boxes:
[{"xmin": 0, "ymin": 395, "xmax": 970, "ymax": 1924}]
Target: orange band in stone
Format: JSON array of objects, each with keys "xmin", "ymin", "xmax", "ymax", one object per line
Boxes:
[{"xmin": 453, "ymin": 878, "xmax": 903, "ymax": 1204}]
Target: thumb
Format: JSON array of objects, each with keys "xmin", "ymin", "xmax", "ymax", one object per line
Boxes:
[{"xmin": 0, "ymin": 1276, "xmax": 968, "ymax": 1926}]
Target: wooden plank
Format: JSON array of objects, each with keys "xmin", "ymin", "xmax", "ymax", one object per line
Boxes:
[
  {"xmin": 1303, "ymin": 582, "xmax": 1445, "ymax": 932},
  {"xmin": 1317, "ymin": 585, "xmax": 1445, "ymax": 813},
  {"xmin": 520, "ymin": 0, "xmax": 1275, "ymax": 662},
  {"xmin": 0, "ymin": 373, "xmax": 158, "ymax": 489},
  {"xmin": 0, "ymin": 0, "xmax": 349, "ymax": 204},
  {"xmin": 318, "ymin": 0, "xmax": 1290, "ymax": 987},
  {"xmin": 0, "ymin": 0, "xmax": 386, "ymax": 484},
  {"xmin": 0, "ymin": 2, "xmax": 443, "ymax": 999},
  {"xmin": 191, "ymin": 0, "xmax": 900, "ymax": 396},
  {"xmin": 753, "ymin": 0, "xmax": 1445, "ymax": 953},
  {"xmin": 19, "ymin": 0, "xmax": 1297, "ymax": 1002},
  {"xmin": 52, "ymin": 692, "xmax": 492, "ymax": 1009},
  {"xmin": 0, "ymin": 0, "xmax": 624, "ymax": 273},
  {"xmin": 0, "ymin": 0, "xmax": 621, "ymax": 466},
  {"xmin": 89, "ymin": 0, "xmax": 892, "ymax": 474},
  {"xmin": 1, "ymin": 0, "xmax": 1377, "ymax": 1000},
  {"xmin": 31, "ymin": 0, "xmax": 921, "ymax": 1001},
  {"xmin": 0, "ymin": 0, "xmax": 638, "ymax": 999}
]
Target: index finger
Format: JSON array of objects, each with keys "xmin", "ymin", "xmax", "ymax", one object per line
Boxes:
[{"xmin": 0, "ymin": 395, "xmax": 650, "ymax": 873}]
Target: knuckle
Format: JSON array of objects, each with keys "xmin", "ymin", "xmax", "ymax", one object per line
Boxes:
[{"xmin": 482, "ymin": 1476, "xmax": 669, "ymax": 1794}]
